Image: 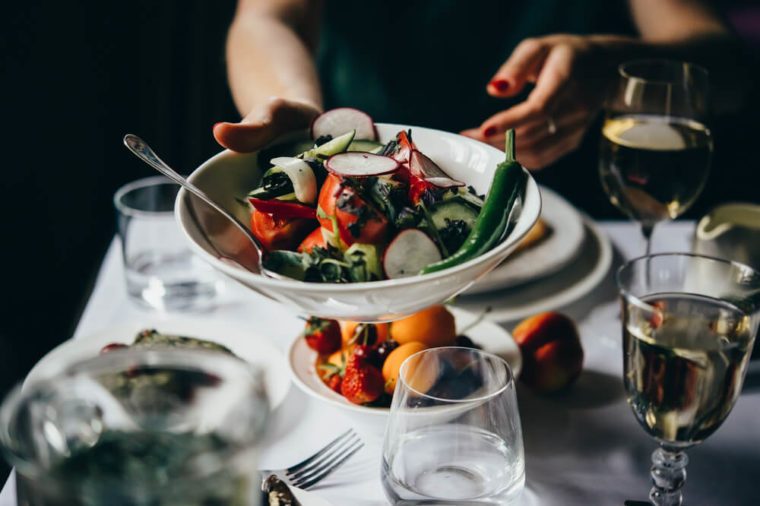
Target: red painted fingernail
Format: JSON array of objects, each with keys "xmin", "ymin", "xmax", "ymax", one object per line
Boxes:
[
  {"xmin": 489, "ymin": 79, "xmax": 510, "ymax": 92},
  {"xmin": 483, "ymin": 126, "xmax": 497, "ymax": 137},
  {"xmin": 213, "ymin": 122, "xmax": 224, "ymax": 130}
]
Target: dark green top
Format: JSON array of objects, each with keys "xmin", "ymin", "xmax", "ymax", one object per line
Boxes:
[{"xmin": 317, "ymin": 0, "xmax": 635, "ymax": 132}]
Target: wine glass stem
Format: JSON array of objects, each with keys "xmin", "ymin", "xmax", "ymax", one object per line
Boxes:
[{"xmin": 649, "ymin": 446, "xmax": 688, "ymax": 506}]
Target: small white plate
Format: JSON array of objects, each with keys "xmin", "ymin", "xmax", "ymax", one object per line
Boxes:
[
  {"xmin": 467, "ymin": 186, "xmax": 586, "ymax": 294},
  {"xmin": 291, "ymin": 487, "xmax": 335, "ymax": 506},
  {"xmin": 27, "ymin": 317, "xmax": 291, "ymax": 410},
  {"xmin": 456, "ymin": 217, "xmax": 613, "ymax": 323},
  {"xmin": 288, "ymin": 307, "xmax": 522, "ymax": 418}
]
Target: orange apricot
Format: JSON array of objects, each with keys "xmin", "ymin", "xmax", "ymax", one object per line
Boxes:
[{"xmin": 390, "ymin": 305, "xmax": 456, "ymax": 348}]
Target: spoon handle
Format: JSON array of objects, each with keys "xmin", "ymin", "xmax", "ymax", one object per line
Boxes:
[{"xmin": 122, "ymin": 134, "xmax": 262, "ymax": 250}]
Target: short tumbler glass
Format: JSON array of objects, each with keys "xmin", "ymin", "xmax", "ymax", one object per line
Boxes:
[
  {"xmin": 114, "ymin": 176, "xmax": 222, "ymax": 311},
  {"xmin": 0, "ymin": 348, "xmax": 269, "ymax": 506},
  {"xmin": 382, "ymin": 347, "xmax": 525, "ymax": 505}
]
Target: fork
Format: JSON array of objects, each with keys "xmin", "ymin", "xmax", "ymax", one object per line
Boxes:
[{"xmin": 261, "ymin": 429, "xmax": 364, "ymax": 490}]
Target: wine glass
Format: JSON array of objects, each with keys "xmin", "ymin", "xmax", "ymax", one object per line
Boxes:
[
  {"xmin": 381, "ymin": 347, "xmax": 525, "ymax": 505},
  {"xmin": 616, "ymin": 253, "xmax": 759, "ymax": 505},
  {"xmin": 600, "ymin": 60, "xmax": 713, "ymax": 255}
]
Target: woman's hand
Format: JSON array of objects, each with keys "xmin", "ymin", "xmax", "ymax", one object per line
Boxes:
[
  {"xmin": 462, "ymin": 35, "xmax": 617, "ymax": 169},
  {"xmin": 213, "ymin": 97, "xmax": 321, "ymax": 153}
]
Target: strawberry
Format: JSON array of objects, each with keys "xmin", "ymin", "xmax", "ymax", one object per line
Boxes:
[
  {"xmin": 317, "ymin": 351, "xmax": 346, "ymax": 393},
  {"xmin": 303, "ymin": 317, "xmax": 341, "ymax": 354},
  {"xmin": 341, "ymin": 354, "xmax": 384, "ymax": 404},
  {"xmin": 326, "ymin": 374, "xmax": 343, "ymax": 393}
]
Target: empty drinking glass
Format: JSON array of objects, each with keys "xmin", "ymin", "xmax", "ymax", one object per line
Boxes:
[
  {"xmin": 381, "ymin": 347, "xmax": 525, "ymax": 505},
  {"xmin": 114, "ymin": 176, "xmax": 222, "ymax": 311}
]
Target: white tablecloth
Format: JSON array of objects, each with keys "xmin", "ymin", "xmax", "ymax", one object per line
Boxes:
[{"xmin": 3, "ymin": 222, "xmax": 759, "ymax": 506}]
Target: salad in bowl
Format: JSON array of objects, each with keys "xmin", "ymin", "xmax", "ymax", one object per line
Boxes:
[{"xmin": 176, "ymin": 108, "xmax": 541, "ymax": 321}]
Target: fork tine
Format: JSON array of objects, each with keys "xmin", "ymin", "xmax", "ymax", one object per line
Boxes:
[
  {"xmin": 289, "ymin": 440, "xmax": 364, "ymax": 490},
  {"xmin": 285, "ymin": 432, "xmax": 360, "ymax": 478},
  {"xmin": 285, "ymin": 429, "xmax": 355, "ymax": 474}
]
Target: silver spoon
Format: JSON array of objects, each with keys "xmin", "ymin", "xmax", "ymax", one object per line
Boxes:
[{"xmin": 123, "ymin": 134, "xmax": 284, "ymax": 279}]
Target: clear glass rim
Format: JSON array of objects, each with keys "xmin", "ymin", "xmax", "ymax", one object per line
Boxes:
[
  {"xmin": 398, "ymin": 346, "xmax": 514, "ymax": 404},
  {"xmin": 113, "ymin": 175, "xmax": 180, "ymax": 218},
  {"xmin": 618, "ymin": 59, "xmax": 709, "ymax": 86},
  {"xmin": 0, "ymin": 348, "xmax": 266, "ymax": 480},
  {"xmin": 615, "ymin": 252, "xmax": 760, "ymax": 312}
]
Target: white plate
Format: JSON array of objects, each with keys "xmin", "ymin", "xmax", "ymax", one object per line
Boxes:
[
  {"xmin": 455, "ymin": 217, "xmax": 613, "ymax": 323},
  {"xmin": 26, "ymin": 317, "xmax": 291, "ymax": 410},
  {"xmin": 288, "ymin": 307, "xmax": 522, "ymax": 418},
  {"xmin": 467, "ymin": 186, "xmax": 585, "ymax": 294},
  {"xmin": 291, "ymin": 487, "xmax": 335, "ymax": 506}
]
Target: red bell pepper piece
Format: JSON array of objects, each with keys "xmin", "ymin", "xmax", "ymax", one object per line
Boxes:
[{"xmin": 248, "ymin": 197, "xmax": 317, "ymax": 220}]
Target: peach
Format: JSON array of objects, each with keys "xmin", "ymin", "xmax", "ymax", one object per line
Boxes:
[
  {"xmin": 390, "ymin": 305, "xmax": 456, "ymax": 348},
  {"xmin": 512, "ymin": 312, "xmax": 584, "ymax": 393},
  {"xmin": 381, "ymin": 342, "xmax": 429, "ymax": 394}
]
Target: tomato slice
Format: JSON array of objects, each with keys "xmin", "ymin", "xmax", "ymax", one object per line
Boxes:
[
  {"xmin": 297, "ymin": 227, "xmax": 327, "ymax": 253},
  {"xmin": 317, "ymin": 173, "xmax": 388, "ymax": 246},
  {"xmin": 334, "ymin": 190, "xmax": 388, "ymax": 246},
  {"xmin": 250, "ymin": 209, "xmax": 314, "ymax": 251},
  {"xmin": 317, "ymin": 174, "xmax": 343, "ymax": 230}
]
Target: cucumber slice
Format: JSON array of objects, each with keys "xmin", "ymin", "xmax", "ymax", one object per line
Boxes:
[
  {"xmin": 345, "ymin": 243, "xmax": 382, "ymax": 282},
  {"xmin": 302, "ymin": 130, "xmax": 356, "ymax": 159},
  {"xmin": 348, "ymin": 140, "xmax": 384, "ymax": 154},
  {"xmin": 429, "ymin": 199, "xmax": 479, "ymax": 230},
  {"xmin": 274, "ymin": 192, "xmax": 298, "ymax": 202},
  {"xmin": 456, "ymin": 189, "xmax": 485, "ymax": 208}
]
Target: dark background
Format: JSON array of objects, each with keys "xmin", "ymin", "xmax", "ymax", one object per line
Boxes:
[{"xmin": 0, "ymin": 0, "xmax": 758, "ymax": 479}]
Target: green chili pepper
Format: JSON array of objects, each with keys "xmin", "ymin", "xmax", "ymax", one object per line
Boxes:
[{"xmin": 420, "ymin": 129, "xmax": 526, "ymax": 275}]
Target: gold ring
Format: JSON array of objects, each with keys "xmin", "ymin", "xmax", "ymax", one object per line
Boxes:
[{"xmin": 547, "ymin": 117, "xmax": 557, "ymax": 135}]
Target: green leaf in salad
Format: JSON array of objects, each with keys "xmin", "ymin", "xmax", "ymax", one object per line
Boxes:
[
  {"xmin": 264, "ymin": 242, "xmax": 382, "ymax": 283},
  {"xmin": 262, "ymin": 250, "xmax": 311, "ymax": 281},
  {"xmin": 367, "ymin": 175, "xmax": 407, "ymax": 224},
  {"xmin": 394, "ymin": 206, "xmax": 423, "ymax": 230},
  {"xmin": 313, "ymin": 134, "xmax": 333, "ymax": 147},
  {"xmin": 438, "ymin": 218, "xmax": 471, "ymax": 254},
  {"xmin": 247, "ymin": 169, "xmax": 294, "ymax": 200}
]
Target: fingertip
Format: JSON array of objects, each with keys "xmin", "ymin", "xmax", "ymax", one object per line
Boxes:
[
  {"xmin": 488, "ymin": 79, "xmax": 510, "ymax": 93},
  {"xmin": 483, "ymin": 125, "xmax": 498, "ymax": 138}
]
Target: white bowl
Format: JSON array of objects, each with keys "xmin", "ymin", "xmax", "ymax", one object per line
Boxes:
[
  {"xmin": 176, "ymin": 123, "xmax": 541, "ymax": 322},
  {"xmin": 288, "ymin": 307, "xmax": 521, "ymax": 429}
]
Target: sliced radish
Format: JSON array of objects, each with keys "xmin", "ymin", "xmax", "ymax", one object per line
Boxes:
[
  {"xmin": 425, "ymin": 177, "xmax": 465, "ymax": 188},
  {"xmin": 389, "ymin": 130, "xmax": 416, "ymax": 164},
  {"xmin": 408, "ymin": 149, "xmax": 464, "ymax": 189},
  {"xmin": 383, "ymin": 229, "xmax": 442, "ymax": 279},
  {"xmin": 270, "ymin": 156, "xmax": 317, "ymax": 204},
  {"xmin": 325, "ymin": 152, "xmax": 400, "ymax": 177},
  {"xmin": 311, "ymin": 108, "xmax": 377, "ymax": 141}
]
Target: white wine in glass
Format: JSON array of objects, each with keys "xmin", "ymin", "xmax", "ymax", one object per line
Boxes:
[
  {"xmin": 617, "ymin": 254, "xmax": 759, "ymax": 506},
  {"xmin": 600, "ymin": 60, "xmax": 713, "ymax": 254}
]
